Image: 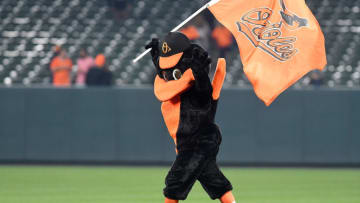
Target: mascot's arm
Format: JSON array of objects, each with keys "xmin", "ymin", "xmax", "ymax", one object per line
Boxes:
[
  {"xmin": 193, "ymin": 66, "xmax": 213, "ymax": 97},
  {"xmin": 192, "ymin": 65, "xmax": 213, "ymax": 107},
  {"xmin": 188, "ymin": 47, "xmax": 213, "ymax": 100},
  {"xmin": 212, "ymin": 58, "xmax": 226, "ymax": 100},
  {"xmin": 145, "ymin": 38, "xmax": 162, "ymax": 76}
]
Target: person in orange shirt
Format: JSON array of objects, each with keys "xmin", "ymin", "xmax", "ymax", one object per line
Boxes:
[
  {"xmin": 212, "ymin": 24, "xmax": 234, "ymax": 58},
  {"xmin": 180, "ymin": 25, "xmax": 200, "ymax": 41},
  {"xmin": 50, "ymin": 49, "xmax": 73, "ymax": 87},
  {"xmin": 181, "ymin": 15, "xmax": 211, "ymax": 50}
]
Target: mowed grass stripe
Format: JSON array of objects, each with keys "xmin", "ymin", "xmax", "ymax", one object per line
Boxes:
[{"xmin": 0, "ymin": 166, "xmax": 359, "ymax": 203}]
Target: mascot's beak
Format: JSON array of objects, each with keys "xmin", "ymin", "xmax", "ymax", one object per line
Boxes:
[{"xmin": 154, "ymin": 69, "xmax": 195, "ymax": 102}]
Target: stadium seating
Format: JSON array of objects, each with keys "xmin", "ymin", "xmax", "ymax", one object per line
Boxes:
[{"xmin": 0, "ymin": 0, "xmax": 359, "ymax": 87}]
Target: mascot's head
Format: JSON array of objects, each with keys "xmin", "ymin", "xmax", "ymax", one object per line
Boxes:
[
  {"xmin": 153, "ymin": 32, "xmax": 217, "ymax": 102},
  {"xmin": 157, "ymin": 32, "xmax": 208, "ymax": 81}
]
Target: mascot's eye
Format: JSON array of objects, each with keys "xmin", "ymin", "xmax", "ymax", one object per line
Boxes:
[
  {"xmin": 162, "ymin": 71, "xmax": 169, "ymax": 82},
  {"xmin": 172, "ymin": 69, "xmax": 182, "ymax": 80},
  {"xmin": 162, "ymin": 70, "xmax": 174, "ymax": 82}
]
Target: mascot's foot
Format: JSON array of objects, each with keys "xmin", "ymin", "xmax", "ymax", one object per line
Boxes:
[
  {"xmin": 165, "ymin": 198, "xmax": 178, "ymax": 203},
  {"xmin": 220, "ymin": 191, "xmax": 236, "ymax": 203}
]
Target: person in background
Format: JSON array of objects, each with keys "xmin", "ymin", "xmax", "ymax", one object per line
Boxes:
[
  {"xmin": 50, "ymin": 49, "xmax": 73, "ymax": 87},
  {"xmin": 192, "ymin": 15, "xmax": 211, "ymax": 50},
  {"xmin": 212, "ymin": 24, "xmax": 234, "ymax": 58},
  {"xmin": 309, "ymin": 71, "xmax": 324, "ymax": 87},
  {"xmin": 107, "ymin": 0, "xmax": 132, "ymax": 21},
  {"xmin": 181, "ymin": 15, "xmax": 210, "ymax": 50},
  {"xmin": 181, "ymin": 24, "xmax": 200, "ymax": 41},
  {"xmin": 86, "ymin": 54, "xmax": 113, "ymax": 86},
  {"xmin": 48, "ymin": 45, "xmax": 62, "ymax": 83},
  {"xmin": 52, "ymin": 45, "xmax": 62, "ymax": 59},
  {"xmin": 76, "ymin": 48, "xmax": 94, "ymax": 86},
  {"xmin": 202, "ymin": 9, "xmax": 216, "ymax": 30}
]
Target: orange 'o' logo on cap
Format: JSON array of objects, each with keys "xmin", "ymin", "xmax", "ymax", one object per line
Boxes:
[{"xmin": 162, "ymin": 42, "xmax": 171, "ymax": 54}]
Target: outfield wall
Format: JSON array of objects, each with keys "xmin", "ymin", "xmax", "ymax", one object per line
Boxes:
[{"xmin": 0, "ymin": 87, "xmax": 359, "ymax": 166}]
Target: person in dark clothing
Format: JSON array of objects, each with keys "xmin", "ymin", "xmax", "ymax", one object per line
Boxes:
[
  {"xmin": 85, "ymin": 54, "xmax": 113, "ymax": 86},
  {"xmin": 309, "ymin": 71, "xmax": 324, "ymax": 87},
  {"xmin": 107, "ymin": 0, "xmax": 131, "ymax": 20}
]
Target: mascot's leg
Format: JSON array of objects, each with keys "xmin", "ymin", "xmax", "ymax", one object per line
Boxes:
[
  {"xmin": 197, "ymin": 126, "xmax": 236, "ymax": 203},
  {"xmin": 220, "ymin": 191, "xmax": 236, "ymax": 203},
  {"xmin": 197, "ymin": 159, "xmax": 234, "ymax": 202},
  {"xmin": 165, "ymin": 198, "xmax": 178, "ymax": 203},
  {"xmin": 163, "ymin": 150, "xmax": 210, "ymax": 201}
]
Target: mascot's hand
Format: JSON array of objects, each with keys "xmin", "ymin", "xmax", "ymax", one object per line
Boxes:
[
  {"xmin": 184, "ymin": 48, "xmax": 212, "ymax": 74},
  {"xmin": 145, "ymin": 38, "xmax": 161, "ymax": 75},
  {"xmin": 145, "ymin": 38, "xmax": 159, "ymax": 58}
]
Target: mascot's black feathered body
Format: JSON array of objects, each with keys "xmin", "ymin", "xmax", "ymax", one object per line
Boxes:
[{"xmin": 146, "ymin": 32, "xmax": 236, "ymax": 203}]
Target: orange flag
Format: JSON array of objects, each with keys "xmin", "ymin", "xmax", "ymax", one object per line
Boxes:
[{"xmin": 208, "ymin": 0, "xmax": 327, "ymax": 106}]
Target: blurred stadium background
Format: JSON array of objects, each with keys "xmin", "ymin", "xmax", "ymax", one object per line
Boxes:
[
  {"xmin": 0, "ymin": 0, "xmax": 359, "ymax": 202},
  {"xmin": 0, "ymin": 0, "xmax": 359, "ymax": 87}
]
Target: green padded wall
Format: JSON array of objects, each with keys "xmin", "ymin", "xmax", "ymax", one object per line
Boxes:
[{"xmin": 0, "ymin": 87, "xmax": 359, "ymax": 165}]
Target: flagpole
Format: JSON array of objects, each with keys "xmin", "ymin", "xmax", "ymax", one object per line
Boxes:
[{"xmin": 132, "ymin": 0, "xmax": 220, "ymax": 64}]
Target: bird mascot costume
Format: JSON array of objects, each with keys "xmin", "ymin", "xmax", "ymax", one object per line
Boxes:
[{"xmin": 146, "ymin": 32, "xmax": 236, "ymax": 203}]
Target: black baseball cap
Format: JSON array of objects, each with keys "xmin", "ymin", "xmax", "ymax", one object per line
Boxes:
[{"xmin": 159, "ymin": 32, "xmax": 191, "ymax": 69}]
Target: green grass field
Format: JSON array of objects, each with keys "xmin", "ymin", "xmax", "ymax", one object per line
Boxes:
[{"xmin": 0, "ymin": 166, "xmax": 359, "ymax": 203}]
